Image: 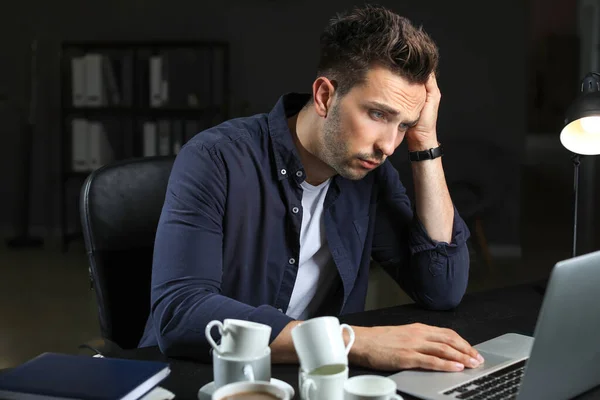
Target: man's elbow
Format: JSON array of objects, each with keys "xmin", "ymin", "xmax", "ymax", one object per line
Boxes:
[
  {"xmin": 151, "ymin": 303, "xmax": 206, "ymax": 359},
  {"xmin": 154, "ymin": 316, "xmax": 184, "ymax": 358},
  {"xmin": 413, "ymin": 276, "xmax": 468, "ymax": 310},
  {"xmin": 418, "ymin": 291, "xmax": 465, "ymax": 311},
  {"xmin": 150, "ymin": 287, "xmax": 216, "ymax": 359},
  {"xmin": 156, "ymin": 332, "xmax": 178, "ymax": 358},
  {"xmin": 155, "ymin": 322, "xmax": 210, "ymax": 360},
  {"xmin": 420, "ymin": 248, "xmax": 470, "ymax": 310}
]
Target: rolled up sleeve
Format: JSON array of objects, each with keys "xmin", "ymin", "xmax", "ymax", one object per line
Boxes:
[{"xmin": 371, "ymin": 162, "xmax": 471, "ymax": 311}]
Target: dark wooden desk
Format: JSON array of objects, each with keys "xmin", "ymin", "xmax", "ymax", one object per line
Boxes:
[{"xmin": 100, "ymin": 282, "xmax": 600, "ymax": 399}]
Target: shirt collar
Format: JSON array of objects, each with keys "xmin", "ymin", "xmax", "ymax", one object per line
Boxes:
[{"xmin": 268, "ymin": 93, "xmax": 311, "ymax": 181}]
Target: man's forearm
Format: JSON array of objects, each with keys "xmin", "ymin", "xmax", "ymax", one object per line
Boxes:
[
  {"xmin": 271, "ymin": 321, "xmax": 370, "ymax": 365},
  {"xmin": 409, "ymin": 142, "xmax": 454, "ymax": 243},
  {"xmin": 271, "ymin": 322, "xmax": 483, "ymax": 372},
  {"xmin": 270, "ymin": 320, "xmax": 302, "ymax": 363}
]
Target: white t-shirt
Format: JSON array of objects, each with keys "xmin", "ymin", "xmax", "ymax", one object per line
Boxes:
[{"xmin": 285, "ymin": 178, "xmax": 337, "ymax": 320}]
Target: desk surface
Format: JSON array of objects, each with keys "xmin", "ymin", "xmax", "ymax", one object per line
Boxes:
[{"xmin": 104, "ymin": 282, "xmax": 600, "ymax": 400}]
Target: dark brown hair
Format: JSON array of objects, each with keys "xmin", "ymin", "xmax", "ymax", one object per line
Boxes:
[{"xmin": 317, "ymin": 4, "xmax": 439, "ymax": 97}]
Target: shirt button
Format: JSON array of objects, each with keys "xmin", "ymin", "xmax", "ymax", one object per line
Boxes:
[
  {"xmin": 280, "ymin": 169, "xmax": 287, "ymax": 175},
  {"xmin": 296, "ymin": 171, "xmax": 303, "ymax": 177},
  {"xmin": 292, "ymin": 207, "xmax": 299, "ymax": 214},
  {"xmin": 288, "ymin": 258, "xmax": 296, "ymax": 265}
]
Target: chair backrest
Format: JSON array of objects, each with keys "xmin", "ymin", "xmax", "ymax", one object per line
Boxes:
[{"xmin": 80, "ymin": 155, "xmax": 175, "ymax": 349}]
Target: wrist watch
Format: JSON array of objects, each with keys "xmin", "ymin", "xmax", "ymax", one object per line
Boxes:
[{"xmin": 409, "ymin": 144, "xmax": 444, "ymax": 162}]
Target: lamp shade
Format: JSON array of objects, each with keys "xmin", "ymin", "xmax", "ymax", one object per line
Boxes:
[{"xmin": 560, "ymin": 73, "xmax": 600, "ymax": 155}]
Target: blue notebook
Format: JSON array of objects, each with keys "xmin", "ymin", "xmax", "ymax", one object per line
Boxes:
[{"xmin": 0, "ymin": 352, "xmax": 170, "ymax": 400}]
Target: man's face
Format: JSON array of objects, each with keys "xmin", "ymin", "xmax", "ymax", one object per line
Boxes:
[{"xmin": 318, "ymin": 65, "xmax": 427, "ymax": 180}]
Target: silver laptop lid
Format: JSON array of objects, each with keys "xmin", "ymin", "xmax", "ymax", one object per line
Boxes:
[{"xmin": 517, "ymin": 250, "xmax": 600, "ymax": 400}]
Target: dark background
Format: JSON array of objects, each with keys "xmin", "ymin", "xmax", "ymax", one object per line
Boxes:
[
  {"xmin": 0, "ymin": 0, "xmax": 596, "ymax": 368},
  {"xmin": 0, "ymin": 0, "xmax": 530, "ymax": 245}
]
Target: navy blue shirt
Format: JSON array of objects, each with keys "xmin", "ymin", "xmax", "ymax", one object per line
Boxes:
[{"xmin": 139, "ymin": 93, "xmax": 471, "ymax": 358}]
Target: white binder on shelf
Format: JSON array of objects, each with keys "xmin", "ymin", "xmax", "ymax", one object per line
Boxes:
[
  {"xmin": 71, "ymin": 119, "xmax": 89, "ymax": 171},
  {"xmin": 149, "ymin": 56, "xmax": 164, "ymax": 107},
  {"xmin": 71, "ymin": 57, "xmax": 86, "ymax": 106},
  {"xmin": 161, "ymin": 54, "xmax": 169, "ymax": 106},
  {"xmin": 158, "ymin": 120, "xmax": 171, "ymax": 156},
  {"xmin": 88, "ymin": 121, "xmax": 113, "ymax": 170},
  {"xmin": 84, "ymin": 53, "xmax": 105, "ymax": 107},
  {"xmin": 172, "ymin": 138, "xmax": 181, "ymax": 154},
  {"xmin": 143, "ymin": 122, "xmax": 157, "ymax": 157},
  {"xmin": 172, "ymin": 119, "xmax": 182, "ymax": 154}
]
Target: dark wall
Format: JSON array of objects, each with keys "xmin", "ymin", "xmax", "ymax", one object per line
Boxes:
[{"xmin": 0, "ymin": 0, "xmax": 527, "ymax": 247}]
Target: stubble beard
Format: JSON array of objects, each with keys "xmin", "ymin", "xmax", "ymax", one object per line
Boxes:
[{"xmin": 319, "ymin": 103, "xmax": 370, "ymax": 181}]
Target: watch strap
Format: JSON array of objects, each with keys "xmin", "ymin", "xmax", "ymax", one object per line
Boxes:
[{"xmin": 409, "ymin": 145, "xmax": 444, "ymax": 162}]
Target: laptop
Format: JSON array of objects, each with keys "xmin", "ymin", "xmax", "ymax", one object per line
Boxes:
[{"xmin": 389, "ymin": 250, "xmax": 600, "ymax": 400}]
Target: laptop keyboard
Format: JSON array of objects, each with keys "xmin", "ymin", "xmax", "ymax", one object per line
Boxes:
[{"xmin": 442, "ymin": 359, "xmax": 527, "ymax": 400}]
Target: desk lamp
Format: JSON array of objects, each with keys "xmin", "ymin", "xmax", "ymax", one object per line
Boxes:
[{"xmin": 559, "ymin": 72, "xmax": 600, "ymax": 258}]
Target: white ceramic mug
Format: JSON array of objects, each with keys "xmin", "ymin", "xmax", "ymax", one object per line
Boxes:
[
  {"xmin": 291, "ymin": 316, "xmax": 355, "ymax": 373},
  {"xmin": 212, "ymin": 346, "xmax": 272, "ymax": 389},
  {"xmin": 299, "ymin": 364, "xmax": 348, "ymax": 400},
  {"xmin": 212, "ymin": 381, "xmax": 290, "ymax": 400},
  {"xmin": 343, "ymin": 375, "xmax": 404, "ymax": 400},
  {"xmin": 205, "ymin": 318, "xmax": 271, "ymax": 358}
]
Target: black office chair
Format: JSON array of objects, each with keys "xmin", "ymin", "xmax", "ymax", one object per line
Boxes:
[{"xmin": 79, "ymin": 155, "xmax": 175, "ymax": 351}]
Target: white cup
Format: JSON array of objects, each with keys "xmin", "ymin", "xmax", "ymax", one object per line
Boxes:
[
  {"xmin": 212, "ymin": 346, "xmax": 272, "ymax": 389},
  {"xmin": 291, "ymin": 316, "xmax": 355, "ymax": 373},
  {"xmin": 343, "ymin": 375, "xmax": 404, "ymax": 400},
  {"xmin": 212, "ymin": 381, "xmax": 290, "ymax": 400},
  {"xmin": 299, "ymin": 364, "xmax": 348, "ymax": 400},
  {"xmin": 205, "ymin": 318, "xmax": 272, "ymax": 358}
]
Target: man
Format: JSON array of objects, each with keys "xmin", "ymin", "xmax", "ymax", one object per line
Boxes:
[{"xmin": 139, "ymin": 4, "xmax": 485, "ymax": 372}]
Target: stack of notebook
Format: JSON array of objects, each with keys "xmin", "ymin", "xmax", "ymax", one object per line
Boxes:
[{"xmin": 0, "ymin": 352, "xmax": 170, "ymax": 400}]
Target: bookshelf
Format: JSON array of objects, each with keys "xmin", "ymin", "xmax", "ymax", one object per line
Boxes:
[{"xmin": 59, "ymin": 40, "xmax": 230, "ymax": 251}]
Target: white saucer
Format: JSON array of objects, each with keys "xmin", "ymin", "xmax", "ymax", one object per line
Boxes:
[{"xmin": 198, "ymin": 378, "xmax": 295, "ymax": 400}]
